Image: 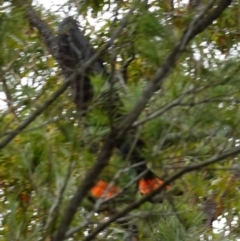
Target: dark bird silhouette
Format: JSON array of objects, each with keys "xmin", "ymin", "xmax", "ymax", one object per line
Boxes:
[{"xmin": 58, "ymin": 17, "xmax": 173, "ymax": 203}]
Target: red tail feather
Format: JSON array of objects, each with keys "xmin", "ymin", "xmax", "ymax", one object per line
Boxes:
[
  {"xmin": 138, "ymin": 177, "xmax": 170, "ymax": 195},
  {"xmin": 90, "ymin": 180, "xmax": 120, "ymax": 199}
]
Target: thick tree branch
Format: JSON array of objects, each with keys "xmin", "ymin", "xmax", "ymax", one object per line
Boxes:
[
  {"xmin": 52, "ymin": 132, "xmax": 117, "ymax": 241},
  {"xmin": 117, "ymin": 0, "xmax": 232, "ymax": 137}
]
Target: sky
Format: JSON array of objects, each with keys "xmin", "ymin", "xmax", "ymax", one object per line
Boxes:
[
  {"xmin": 35, "ymin": 0, "xmax": 68, "ymax": 10},
  {"xmin": 36, "ymin": 0, "xmax": 190, "ymax": 9}
]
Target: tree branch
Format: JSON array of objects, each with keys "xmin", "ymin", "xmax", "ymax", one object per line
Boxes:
[
  {"xmin": 0, "ymin": 80, "xmax": 70, "ymax": 149},
  {"xmin": 84, "ymin": 143, "xmax": 240, "ymax": 241},
  {"xmin": 117, "ymin": 0, "xmax": 232, "ymax": 137}
]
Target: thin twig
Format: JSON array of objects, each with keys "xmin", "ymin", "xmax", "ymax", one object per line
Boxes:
[
  {"xmin": 43, "ymin": 161, "xmax": 74, "ymax": 232},
  {"xmin": 133, "ymin": 95, "xmax": 240, "ymax": 127}
]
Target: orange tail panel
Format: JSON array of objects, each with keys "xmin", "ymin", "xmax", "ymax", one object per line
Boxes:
[
  {"xmin": 90, "ymin": 180, "xmax": 120, "ymax": 199},
  {"xmin": 138, "ymin": 178, "xmax": 170, "ymax": 195}
]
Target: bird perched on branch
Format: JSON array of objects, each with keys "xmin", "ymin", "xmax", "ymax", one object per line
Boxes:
[
  {"xmin": 58, "ymin": 17, "xmax": 176, "ymax": 203},
  {"xmin": 90, "ymin": 138, "xmax": 177, "ymax": 203}
]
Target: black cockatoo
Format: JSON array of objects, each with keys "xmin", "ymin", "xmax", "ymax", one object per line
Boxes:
[{"xmin": 58, "ymin": 17, "xmax": 172, "ymax": 203}]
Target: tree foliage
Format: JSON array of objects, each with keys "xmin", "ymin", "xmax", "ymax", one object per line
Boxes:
[{"xmin": 1, "ymin": 0, "xmax": 240, "ymax": 240}]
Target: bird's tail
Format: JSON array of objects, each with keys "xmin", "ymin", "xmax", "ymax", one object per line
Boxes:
[{"xmin": 90, "ymin": 140, "xmax": 169, "ymax": 200}]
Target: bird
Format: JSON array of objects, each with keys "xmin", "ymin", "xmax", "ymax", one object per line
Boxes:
[
  {"xmin": 90, "ymin": 139, "xmax": 172, "ymax": 203},
  {"xmin": 58, "ymin": 17, "xmax": 175, "ymax": 203}
]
